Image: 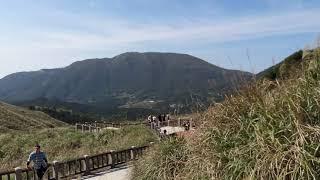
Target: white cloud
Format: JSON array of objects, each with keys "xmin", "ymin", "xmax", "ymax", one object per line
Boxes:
[
  {"xmin": 0, "ymin": 9, "xmax": 319, "ymax": 78},
  {"xmin": 27, "ymin": 9, "xmax": 320, "ymax": 50}
]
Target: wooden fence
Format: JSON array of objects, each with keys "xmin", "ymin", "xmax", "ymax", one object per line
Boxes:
[
  {"xmin": 0, "ymin": 144, "xmax": 151, "ymax": 180},
  {"xmin": 75, "ymin": 123, "xmax": 102, "ymax": 133}
]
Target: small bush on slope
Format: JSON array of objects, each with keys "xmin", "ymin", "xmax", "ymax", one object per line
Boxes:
[{"xmin": 133, "ymin": 50, "xmax": 320, "ymax": 180}]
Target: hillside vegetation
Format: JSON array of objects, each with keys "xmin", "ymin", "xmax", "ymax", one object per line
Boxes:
[
  {"xmin": 0, "ymin": 101, "xmax": 66, "ymax": 132},
  {"xmin": 0, "ymin": 101, "xmax": 157, "ymax": 171},
  {"xmin": 133, "ymin": 49, "xmax": 320, "ymax": 179},
  {"xmin": 0, "ymin": 125, "xmax": 157, "ymax": 170},
  {"xmin": 257, "ymin": 50, "xmax": 303, "ymax": 80}
]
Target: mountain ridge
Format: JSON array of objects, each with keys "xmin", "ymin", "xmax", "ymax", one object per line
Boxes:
[{"xmin": 0, "ymin": 52, "xmax": 252, "ymax": 119}]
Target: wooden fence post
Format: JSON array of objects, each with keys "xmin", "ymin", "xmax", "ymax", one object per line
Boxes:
[
  {"xmin": 89, "ymin": 126, "xmax": 92, "ymax": 133},
  {"xmin": 167, "ymin": 120, "xmax": 170, "ymax": 126},
  {"xmin": 190, "ymin": 118, "xmax": 193, "ymax": 129},
  {"xmin": 81, "ymin": 125, "xmax": 84, "ymax": 133},
  {"xmin": 130, "ymin": 146, "xmax": 136, "ymax": 160},
  {"xmin": 178, "ymin": 118, "xmax": 181, "ymax": 126},
  {"xmin": 52, "ymin": 161, "xmax": 59, "ymax": 180},
  {"xmin": 75, "ymin": 123, "xmax": 78, "ymax": 131},
  {"xmin": 108, "ymin": 150, "xmax": 115, "ymax": 168},
  {"xmin": 84, "ymin": 155, "xmax": 90, "ymax": 175},
  {"xmin": 14, "ymin": 167, "xmax": 22, "ymax": 180}
]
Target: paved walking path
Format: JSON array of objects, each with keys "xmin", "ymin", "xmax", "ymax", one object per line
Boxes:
[
  {"xmin": 159, "ymin": 126, "xmax": 185, "ymax": 134},
  {"xmin": 82, "ymin": 166, "xmax": 132, "ymax": 180}
]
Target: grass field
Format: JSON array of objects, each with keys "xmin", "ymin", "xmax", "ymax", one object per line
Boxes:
[{"xmin": 0, "ymin": 125, "xmax": 157, "ymax": 170}]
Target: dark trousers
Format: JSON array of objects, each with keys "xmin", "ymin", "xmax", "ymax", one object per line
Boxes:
[{"xmin": 35, "ymin": 166, "xmax": 47, "ymax": 180}]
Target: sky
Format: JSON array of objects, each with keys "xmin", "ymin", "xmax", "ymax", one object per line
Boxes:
[{"xmin": 0, "ymin": 0, "xmax": 320, "ymax": 78}]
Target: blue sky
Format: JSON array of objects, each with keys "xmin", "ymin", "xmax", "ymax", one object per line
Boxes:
[{"xmin": 0, "ymin": 0, "xmax": 320, "ymax": 78}]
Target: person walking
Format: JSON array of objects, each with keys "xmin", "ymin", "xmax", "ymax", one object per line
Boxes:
[
  {"xmin": 162, "ymin": 114, "xmax": 166, "ymax": 122},
  {"xmin": 158, "ymin": 114, "xmax": 162, "ymax": 127},
  {"xmin": 152, "ymin": 116, "xmax": 157, "ymax": 128},
  {"xmin": 147, "ymin": 115, "xmax": 152, "ymax": 127},
  {"xmin": 166, "ymin": 114, "xmax": 170, "ymax": 120},
  {"xmin": 27, "ymin": 144, "xmax": 48, "ymax": 180},
  {"xmin": 158, "ymin": 114, "xmax": 162, "ymax": 122}
]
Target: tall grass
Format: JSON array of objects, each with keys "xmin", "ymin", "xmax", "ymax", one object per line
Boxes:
[
  {"xmin": 133, "ymin": 49, "xmax": 320, "ymax": 179},
  {"xmin": 133, "ymin": 137, "xmax": 188, "ymax": 180}
]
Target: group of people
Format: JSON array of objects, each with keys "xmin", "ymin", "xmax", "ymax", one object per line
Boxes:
[
  {"xmin": 147, "ymin": 114, "xmax": 170, "ymax": 128},
  {"xmin": 147, "ymin": 114, "xmax": 192, "ymax": 131}
]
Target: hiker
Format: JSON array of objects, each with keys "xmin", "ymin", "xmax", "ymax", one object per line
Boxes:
[
  {"xmin": 158, "ymin": 114, "xmax": 162, "ymax": 127},
  {"xmin": 27, "ymin": 144, "xmax": 48, "ymax": 180},
  {"xmin": 149, "ymin": 115, "xmax": 154, "ymax": 129},
  {"xmin": 162, "ymin": 114, "xmax": 166, "ymax": 122},
  {"xmin": 160, "ymin": 129, "xmax": 167, "ymax": 139},
  {"xmin": 184, "ymin": 122, "xmax": 190, "ymax": 131},
  {"xmin": 166, "ymin": 114, "xmax": 170, "ymax": 120},
  {"xmin": 152, "ymin": 115, "xmax": 156, "ymax": 122},
  {"xmin": 163, "ymin": 129, "xmax": 167, "ymax": 135},
  {"xmin": 158, "ymin": 114, "xmax": 162, "ymax": 122},
  {"xmin": 152, "ymin": 116, "xmax": 157, "ymax": 128},
  {"xmin": 147, "ymin": 115, "xmax": 152, "ymax": 123}
]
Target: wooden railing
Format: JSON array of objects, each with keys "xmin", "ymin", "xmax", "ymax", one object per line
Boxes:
[
  {"xmin": 0, "ymin": 165, "xmax": 54, "ymax": 180},
  {"xmin": 75, "ymin": 123, "xmax": 102, "ymax": 133},
  {"xmin": 0, "ymin": 169, "xmax": 15, "ymax": 180},
  {"xmin": 0, "ymin": 144, "xmax": 151, "ymax": 180}
]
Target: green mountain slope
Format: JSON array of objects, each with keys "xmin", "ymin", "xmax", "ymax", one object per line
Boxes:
[
  {"xmin": 0, "ymin": 52, "xmax": 252, "ymax": 119},
  {"xmin": 0, "ymin": 101, "xmax": 66, "ymax": 132},
  {"xmin": 257, "ymin": 49, "xmax": 320, "ymax": 80}
]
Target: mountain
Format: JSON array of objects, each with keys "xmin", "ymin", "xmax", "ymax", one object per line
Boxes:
[
  {"xmin": 0, "ymin": 101, "xmax": 66, "ymax": 132},
  {"xmin": 0, "ymin": 52, "xmax": 252, "ymax": 119}
]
